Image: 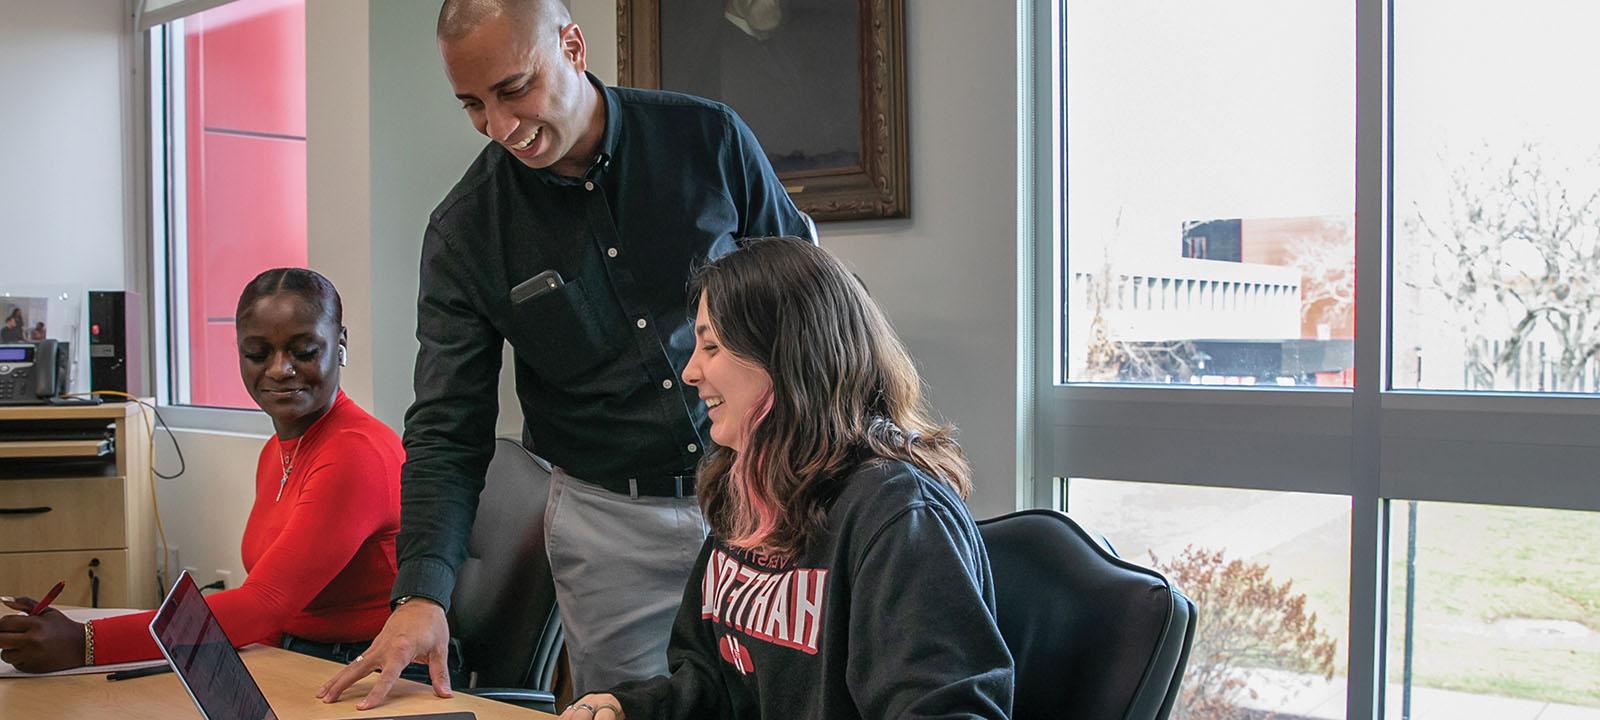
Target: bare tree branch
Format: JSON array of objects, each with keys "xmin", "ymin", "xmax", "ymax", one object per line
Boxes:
[{"xmin": 1409, "ymin": 144, "xmax": 1600, "ymax": 391}]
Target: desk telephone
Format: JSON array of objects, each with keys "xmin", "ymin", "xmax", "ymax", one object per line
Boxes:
[{"xmin": 0, "ymin": 340, "xmax": 71, "ymax": 404}]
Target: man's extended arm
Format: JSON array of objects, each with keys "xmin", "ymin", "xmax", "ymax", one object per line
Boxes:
[
  {"xmin": 321, "ymin": 220, "xmax": 504, "ymax": 710},
  {"xmin": 392, "ymin": 221, "xmax": 506, "ymax": 610}
]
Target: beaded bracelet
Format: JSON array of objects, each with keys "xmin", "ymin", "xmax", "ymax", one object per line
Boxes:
[{"xmin": 83, "ymin": 620, "xmax": 95, "ymax": 666}]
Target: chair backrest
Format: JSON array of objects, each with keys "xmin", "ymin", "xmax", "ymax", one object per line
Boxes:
[
  {"xmin": 448, "ymin": 438, "xmax": 563, "ymax": 690},
  {"xmin": 977, "ymin": 510, "xmax": 1196, "ymax": 720}
]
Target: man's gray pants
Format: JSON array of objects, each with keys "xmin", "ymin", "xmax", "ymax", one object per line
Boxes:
[{"xmin": 544, "ymin": 467, "xmax": 707, "ymax": 695}]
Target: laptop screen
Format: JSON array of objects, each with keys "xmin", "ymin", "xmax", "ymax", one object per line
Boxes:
[{"xmin": 149, "ymin": 572, "xmax": 277, "ymax": 720}]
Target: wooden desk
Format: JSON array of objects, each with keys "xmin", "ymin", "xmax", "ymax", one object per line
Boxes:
[
  {"xmin": 0, "ymin": 645, "xmax": 556, "ymax": 720},
  {"xmin": 0, "ymin": 402, "xmax": 157, "ymax": 609}
]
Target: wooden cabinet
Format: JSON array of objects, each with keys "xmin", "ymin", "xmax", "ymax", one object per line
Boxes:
[{"xmin": 0, "ymin": 402, "xmax": 157, "ymax": 609}]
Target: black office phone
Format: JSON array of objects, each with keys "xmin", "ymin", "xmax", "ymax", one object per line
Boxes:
[{"xmin": 0, "ymin": 340, "xmax": 70, "ymax": 404}]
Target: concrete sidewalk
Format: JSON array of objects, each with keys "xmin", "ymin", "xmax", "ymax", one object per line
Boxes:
[{"xmin": 1234, "ymin": 668, "xmax": 1600, "ymax": 719}]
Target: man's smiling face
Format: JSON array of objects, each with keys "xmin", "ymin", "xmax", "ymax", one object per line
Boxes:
[{"xmin": 440, "ymin": 12, "xmax": 590, "ymax": 170}]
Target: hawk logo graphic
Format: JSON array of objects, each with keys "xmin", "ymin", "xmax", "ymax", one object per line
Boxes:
[{"xmin": 719, "ymin": 634, "xmax": 756, "ymax": 674}]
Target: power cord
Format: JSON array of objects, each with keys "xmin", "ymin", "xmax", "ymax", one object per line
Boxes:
[{"xmin": 64, "ymin": 391, "xmax": 179, "ymax": 596}]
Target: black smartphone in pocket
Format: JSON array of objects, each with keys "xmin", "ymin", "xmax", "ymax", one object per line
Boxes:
[{"xmin": 510, "ymin": 269, "xmax": 566, "ymax": 305}]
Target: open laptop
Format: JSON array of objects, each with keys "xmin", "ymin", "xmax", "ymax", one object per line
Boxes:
[{"xmin": 148, "ymin": 571, "xmax": 474, "ymax": 720}]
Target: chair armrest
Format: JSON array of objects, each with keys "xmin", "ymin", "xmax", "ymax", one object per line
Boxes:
[{"xmin": 461, "ymin": 687, "xmax": 558, "ymax": 714}]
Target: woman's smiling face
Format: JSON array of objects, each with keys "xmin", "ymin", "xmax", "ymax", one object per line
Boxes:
[
  {"xmin": 681, "ymin": 292, "xmax": 773, "ymax": 452},
  {"xmin": 236, "ymin": 292, "xmax": 343, "ymax": 439}
]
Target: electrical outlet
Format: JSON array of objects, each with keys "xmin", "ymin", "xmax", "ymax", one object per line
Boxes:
[
  {"xmin": 163, "ymin": 546, "xmax": 181, "ymax": 577},
  {"xmin": 215, "ymin": 570, "xmax": 232, "ymax": 590}
]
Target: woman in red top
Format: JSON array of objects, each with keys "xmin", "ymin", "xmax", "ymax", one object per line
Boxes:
[{"xmin": 0, "ymin": 268, "xmax": 405, "ymax": 673}]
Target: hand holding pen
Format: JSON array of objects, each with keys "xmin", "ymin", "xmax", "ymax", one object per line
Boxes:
[
  {"xmin": 27, "ymin": 580, "xmax": 67, "ymax": 615},
  {"xmin": 0, "ymin": 580, "xmax": 65, "ymax": 617},
  {"xmin": 0, "ymin": 581, "xmax": 90, "ymax": 674}
]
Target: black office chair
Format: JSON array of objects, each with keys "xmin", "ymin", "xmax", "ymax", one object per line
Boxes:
[
  {"xmin": 977, "ymin": 509, "xmax": 1196, "ymax": 720},
  {"xmin": 448, "ymin": 437, "xmax": 565, "ymax": 712}
]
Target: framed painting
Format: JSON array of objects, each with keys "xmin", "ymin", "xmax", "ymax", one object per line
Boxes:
[{"xmin": 618, "ymin": 0, "xmax": 908, "ymax": 221}]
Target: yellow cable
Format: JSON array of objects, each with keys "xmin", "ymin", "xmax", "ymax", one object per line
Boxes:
[{"xmin": 65, "ymin": 391, "xmax": 172, "ymax": 591}]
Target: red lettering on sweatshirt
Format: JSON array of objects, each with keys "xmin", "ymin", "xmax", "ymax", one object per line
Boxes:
[{"xmin": 700, "ymin": 548, "xmax": 829, "ymax": 655}]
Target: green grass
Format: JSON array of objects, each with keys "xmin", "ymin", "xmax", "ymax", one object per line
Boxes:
[
  {"xmin": 1383, "ymin": 633, "xmax": 1600, "ymax": 707},
  {"xmin": 1072, "ymin": 482, "xmax": 1600, "ymax": 708},
  {"xmin": 1400, "ymin": 503, "xmax": 1600, "ymax": 628},
  {"xmin": 1256, "ymin": 500, "xmax": 1600, "ymax": 707}
]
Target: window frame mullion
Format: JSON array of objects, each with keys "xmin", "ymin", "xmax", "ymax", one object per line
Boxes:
[{"xmin": 1346, "ymin": 0, "xmax": 1389, "ymax": 714}]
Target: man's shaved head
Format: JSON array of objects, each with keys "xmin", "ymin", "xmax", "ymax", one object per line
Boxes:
[
  {"xmin": 437, "ymin": 0, "xmax": 571, "ymax": 43},
  {"xmin": 435, "ymin": 0, "xmax": 600, "ymax": 176}
]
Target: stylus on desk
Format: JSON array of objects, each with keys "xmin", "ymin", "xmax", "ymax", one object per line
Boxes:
[{"xmin": 106, "ymin": 664, "xmax": 174, "ymax": 681}]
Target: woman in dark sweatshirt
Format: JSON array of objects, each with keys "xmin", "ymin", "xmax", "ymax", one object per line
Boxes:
[{"xmin": 559, "ymin": 237, "xmax": 1014, "ymax": 720}]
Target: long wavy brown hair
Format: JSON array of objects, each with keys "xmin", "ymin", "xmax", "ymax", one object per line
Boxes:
[{"xmin": 691, "ymin": 237, "xmax": 970, "ymax": 557}]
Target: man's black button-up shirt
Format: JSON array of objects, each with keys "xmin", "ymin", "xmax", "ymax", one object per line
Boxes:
[{"xmin": 394, "ymin": 76, "xmax": 812, "ymax": 607}]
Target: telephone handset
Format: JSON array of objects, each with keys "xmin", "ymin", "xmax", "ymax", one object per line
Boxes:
[{"xmin": 0, "ymin": 340, "xmax": 71, "ymax": 404}]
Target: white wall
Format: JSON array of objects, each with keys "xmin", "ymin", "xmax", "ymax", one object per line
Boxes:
[
  {"xmin": 816, "ymin": 2, "xmax": 1023, "ymax": 518},
  {"xmin": 0, "ymin": 0, "xmax": 130, "ymax": 292},
  {"xmin": 367, "ymin": 0, "xmax": 508, "ymax": 433},
  {"xmin": 307, "ymin": 0, "xmax": 375, "ymax": 406},
  {"xmin": 0, "ymin": 0, "xmax": 135, "ymax": 392},
  {"xmin": 154, "ymin": 428, "xmax": 261, "ymax": 584}
]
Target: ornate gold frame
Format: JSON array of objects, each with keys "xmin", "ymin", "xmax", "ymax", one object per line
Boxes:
[{"xmin": 617, "ymin": 0, "xmax": 909, "ymax": 221}]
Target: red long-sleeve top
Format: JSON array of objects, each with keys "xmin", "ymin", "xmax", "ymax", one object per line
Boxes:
[{"xmin": 91, "ymin": 391, "xmax": 403, "ymax": 665}]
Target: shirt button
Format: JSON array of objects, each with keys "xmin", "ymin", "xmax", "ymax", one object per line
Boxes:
[
  {"xmin": 636, "ymin": 318, "xmax": 648, "ymax": 329},
  {"xmin": 687, "ymin": 443, "xmax": 699, "ymax": 453},
  {"xmin": 661, "ymin": 379, "xmax": 674, "ymax": 389},
  {"xmin": 584, "ymin": 180, "xmax": 595, "ymax": 191},
  {"xmin": 607, "ymin": 247, "xmax": 618, "ymax": 258}
]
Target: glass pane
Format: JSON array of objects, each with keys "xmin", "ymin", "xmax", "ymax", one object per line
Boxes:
[
  {"xmin": 1392, "ymin": 2, "xmax": 1600, "ymax": 393},
  {"xmin": 1067, "ymin": 479, "xmax": 1352, "ymax": 719},
  {"xmin": 166, "ymin": 0, "xmax": 306, "ymax": 409},
  {"xmin": 1386, "ymin": 501, "xmax": 1600, "ymax": 718},
  {"xmin": 1063, "ymin": 2, "xmax": 1356, "ymax": 387}
]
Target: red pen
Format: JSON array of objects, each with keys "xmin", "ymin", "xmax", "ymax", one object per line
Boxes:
[{"xmin": 28, "ymin": 580, "xmax": 66, "ymax": 616}]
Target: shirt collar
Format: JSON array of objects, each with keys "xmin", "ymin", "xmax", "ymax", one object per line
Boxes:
[
  {"xmin": 528, "ymin": 72, "xmax": 619, "ymax": 186},
  {"xmin": 591, "ymin": 72, "xmax": 621, "ymax": 173}
]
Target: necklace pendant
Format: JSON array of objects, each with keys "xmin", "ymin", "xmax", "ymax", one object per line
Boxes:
[{"xmin": 276, "ymin": 470, "xmax": 288, "ymax": 502}]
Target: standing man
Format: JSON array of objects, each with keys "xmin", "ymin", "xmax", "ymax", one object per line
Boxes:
[{"xmin": 319, "ymin": 0, "xmax": 812, "ymax": 710}]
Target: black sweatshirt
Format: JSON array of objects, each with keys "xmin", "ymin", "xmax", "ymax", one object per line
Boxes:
[{"xmin": 609, "ymin": 459, "xmax": 1015, "ymax": 719}]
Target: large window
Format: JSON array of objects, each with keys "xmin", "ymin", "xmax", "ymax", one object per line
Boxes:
[
  {"xmin": 148, "ymin": 0, "xmax": 306, "ymax": 410},
  {"xmin": 1070, "ymin": 479, "xmax": 1353, "ymax": 718},
  {"xmin": 1038, "ymin": 1, "xmax": 1600, "ymax": 718},
  {"xmin": 1391, "ymin": 1, "xmax": 1600, "ymax": 394},
  {"xmin": 1064, "ymin": 1, "xmax": 1356, "ymax": 387}
]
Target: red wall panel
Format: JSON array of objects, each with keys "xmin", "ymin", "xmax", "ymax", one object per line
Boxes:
[
  {"xmin": 189, "ymin": 0, "xmax": 306, "ymax": 137},
  {"xmin": 195, "ymin": 322, "xmax": 255, "ymax": 410},
  {"xmin": 182, "ymin": 0, "xmax": 306, "ymax": 408},
  {"xmin": 194, "ymin": 133, "xmax": 309, "ymax": 315}
]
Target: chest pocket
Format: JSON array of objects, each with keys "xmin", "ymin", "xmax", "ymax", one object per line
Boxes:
[{"xmin": 510, "ymin": 279, "xmax": 622, "ymax": 383}]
